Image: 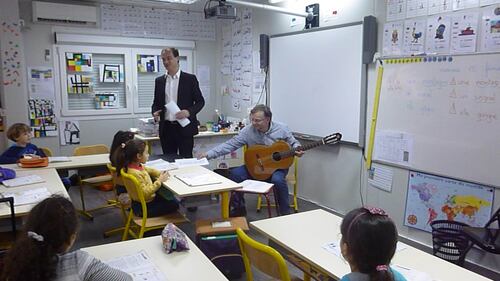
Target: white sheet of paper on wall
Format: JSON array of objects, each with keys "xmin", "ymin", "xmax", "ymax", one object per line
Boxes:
[{"xmin": 367, "ymin": 163, "xmax": 394, "ymax": 192}]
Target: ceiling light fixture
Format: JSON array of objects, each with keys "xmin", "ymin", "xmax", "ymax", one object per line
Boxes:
[
  {"xmin": 149, "ymin": 0, "xmax": 200, "ymax": 4},
  {"xmin": 225, "ymin": 0, "xmax": 311, "ymax": 19}
]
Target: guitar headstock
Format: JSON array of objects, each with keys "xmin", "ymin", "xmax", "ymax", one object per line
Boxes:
[{"xmin": 322, "ymin": 133, "xmax": 342, "ymax": 145}]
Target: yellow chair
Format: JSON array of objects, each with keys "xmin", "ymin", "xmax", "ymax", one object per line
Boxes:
[
  {"xmin": 72, "ymin": 144, "xmax": 114, "ymax": 219},
  {"xmin": 236, "ymin": 228, "xmax": 302, "ymax": 281},
  {"xmin": 120, "ymin": 168, "xmax": 187, "ymax": 240},
  {"xmin": 73, "ymin": 144, "xmax": 109, "ymax": 156},
  {"xmin": 40, "ymin": 147, "xmax": 53, "ymax": 157},
  {"xmin": 257, "ymin": 156, "xmax": 299, "ymax": 213},
  {"xmin": 102, "ymin": 163, "xmax": 130, "ymax": 238}
]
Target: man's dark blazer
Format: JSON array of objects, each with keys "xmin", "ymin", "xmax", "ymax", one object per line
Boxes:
[{"xmin": 151, "ymin": 71, "xmax": 205, "ymax": 136}]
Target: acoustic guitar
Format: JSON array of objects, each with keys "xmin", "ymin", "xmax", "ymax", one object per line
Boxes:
[{"xmin": 244, "ymin": 133, "xmax": 342, "ymax": 180}]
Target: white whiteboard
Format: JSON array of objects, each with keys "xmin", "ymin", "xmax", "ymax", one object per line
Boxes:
[
  {"xmin": 375, "ymin": 53, "xmax": 500, "ymax": 187},
  {"xmin": 269, "ymin": 23, "xmax": 364, "ymax": 143}
]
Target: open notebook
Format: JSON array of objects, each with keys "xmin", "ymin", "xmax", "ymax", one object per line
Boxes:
[{"xmin": 175, "ymin": 173, "xmax": 222, "ymax": 187}]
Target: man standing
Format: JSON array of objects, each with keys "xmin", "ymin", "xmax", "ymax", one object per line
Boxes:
[
  {"xmin": 199, "ymin": 104, "xmax": 304, "ymax": 216},
  {"xmin": 152, "ymin": 47, "xmax": 205, "ymax": 158}
]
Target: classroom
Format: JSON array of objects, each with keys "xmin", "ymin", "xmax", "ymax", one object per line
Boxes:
[{"xmin": 0, "ymin": 0, "xmax": 499, "ymax": 280}]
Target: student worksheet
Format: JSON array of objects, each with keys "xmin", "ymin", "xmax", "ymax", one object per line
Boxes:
[{"xmin": 105, "ymin": 250, "xmax": 168, "ymax": 281}]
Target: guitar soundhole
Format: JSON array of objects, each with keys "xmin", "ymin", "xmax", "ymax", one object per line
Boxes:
[{"xmin": 272, "ymin": 152, "xmax": 282, "ymax": 161}]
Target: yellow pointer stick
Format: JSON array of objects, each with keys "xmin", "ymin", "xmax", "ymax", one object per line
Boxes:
[{"xmin": 365, "ymin": 61, "xmax": 384, "ymax": 170}]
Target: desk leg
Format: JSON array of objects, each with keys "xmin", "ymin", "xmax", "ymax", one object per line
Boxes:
[{"xmin": 221, "ymin": 191, "xmax": 230, "ymax": 219}]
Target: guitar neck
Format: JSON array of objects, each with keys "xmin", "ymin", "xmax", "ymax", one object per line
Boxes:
[{"xmin": 280, "ymin": 139, "xmax": 326, "ymax": 159}]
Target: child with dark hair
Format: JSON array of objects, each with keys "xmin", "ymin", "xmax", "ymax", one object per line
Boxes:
[
  {"xmin": 109, "ymin": 130, "xmax": 135, "ymax": 167},
  {"xmin": 109, "ymin": 130, "xmax": 135, "ymax": 194},
  {"xmin": 339, "ymin": 207, "xmax": 407, "ymax": 281},
  {"xmin": 1, "ymin": 196, "xmax": 131, "ymax": 281},
  {"xmin": 115, "ymin": 139, "xmax": 179, "ymax": 217},
  {"xmin": 0, "ymin": 123, "xmax": 46, "ymax": 164}
]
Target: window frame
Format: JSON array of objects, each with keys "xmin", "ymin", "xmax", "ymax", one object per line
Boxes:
[
  {"xmin": 131, "ymin": 48, "xmax": 193, "ymax": 114},
  {"xmin": 57, "ymin": 45, "xmax": 133, "ymax": 116}
]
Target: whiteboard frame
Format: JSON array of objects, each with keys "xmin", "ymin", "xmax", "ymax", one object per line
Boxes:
[{"xmin": 267, "ymin": 21, "xmax": 367, "ymax": 147}]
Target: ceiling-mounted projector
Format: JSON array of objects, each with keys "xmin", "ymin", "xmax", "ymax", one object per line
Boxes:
[{"xmin": 204, "ymin": 0, "xmax": 236, "ymax": 19}]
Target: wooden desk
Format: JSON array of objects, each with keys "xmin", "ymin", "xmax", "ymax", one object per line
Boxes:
[
  {"xmin": 3, "ymin": 154, "xmax": 109, "ymax": 171},
  {"xmin": 0, "ymin": 168, "xmax": 69, "ymax": 218},
  {"xmin": 251, "ymin": 209, "xmax": 491, "ymax": 281},
  {"xmin": 165, "ymin": 165, "xmax": 241, "ymax": 219},
  {"xmin": 82, "ymin": 235, "xmax": 228, "ymax": 281}
]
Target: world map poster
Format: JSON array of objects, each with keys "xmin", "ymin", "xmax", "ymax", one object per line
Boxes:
[{"xmin": 404, "ymin": 171, "xmax": 494, "ymax": 232}]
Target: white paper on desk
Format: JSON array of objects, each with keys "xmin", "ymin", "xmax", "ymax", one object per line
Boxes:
[
  {"xmin": 212, "ymin": 221, "xmax": 232, "ymax": 228},
  {"xmin": 3, "ymin": 187, "xmax": 50, "ymax": 206},
  {"xmin": 105, "ymin": 250, "xmax": 169, "ymax": 281},
  {"xmin": 165, "ymin": 101, "xmax": 190, "ymax": 127},
  {"xmin": 175, "ymin": 172, "xmax": 222, "ymax": 187},
  {"xmin": 323, "ymin": 240, "xmax": 408, "ymax": 259},
  {"xmin": 174, "ymin": 158, "xmax": 209, "ymax": 168},
  {"xmin": 145, "ymin": 159, "xmax": 178, "ymax": 171},
  {"xmin": 2, "ymin": 175, "xmax": 45, "ymax": 187},
  {"xmin": 236, "ymin": 179, "xmax": 273, "ymax": 193},
  {"xmin": 322, "ymin": 241, "xmax": 342, "ymax": 257},
  {"xmin": 48, "ymin": 156, "xmax": 71, "ymax": 163},
  {"xmin": 392, "ymin": 265, "xmax": 432, "ymax": 281}
]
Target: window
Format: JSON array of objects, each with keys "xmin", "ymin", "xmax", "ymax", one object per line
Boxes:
[
  {"xmin": 132, "ymin": 48, "xmax": 192, "ymax": 113},
  {"xmin": 57, "ymin": 45, "xmax": 133, "ymax": 116},
  {"xmin": 55, "ymin": 40, "xmax": 194, "ymax": 118}
]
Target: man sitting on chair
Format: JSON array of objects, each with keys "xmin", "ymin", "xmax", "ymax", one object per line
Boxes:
[{"xmin": 199, "ymin": 104, "xmax": 304, "ymax": 216}]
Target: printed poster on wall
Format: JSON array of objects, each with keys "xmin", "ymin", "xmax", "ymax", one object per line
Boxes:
[
  {"xmin": 67, "ymin": 74, "xmax": 93, "ymax": 94},
  {"xmin": 403, "ymin": 19, "xmax": 426, "ymax": 55},
  {"xmin": 383, "ymin": 21, "xmax": 404, "ymax": 56},
  {"xmin": 425, "ymin": 15, "xmax": 451, "ymax": 54},
  {"xmin": 66, "ymin": 53, "xmax": 93, "ymax": 72},
  {"xmin": 27, "ymin": 67, "xmax": 55, "ymax": 99},
  {"xmin": 404, "ymin": 171, "xmax": 494, "ymax": 233},
  {"xmin": 406, "ymin": 0, "xmax": 428, "ymax": 18},
  {"xmin": 28, "ymin": 99, "xmax": 57, "ymax": 138},
  {"xmin": 137, "ymin": 55, "xmax": 159, "ymax": 73},
  {"xmin": 59, "ymin": 120, "xmax": 80, "ymax": 145},
  {"xmin": 480, "ymin": 5, "xmax": 500, "ymax": 52},
  {"xmin": 453, "ymin": 0, "xmax": 479, "ymax": 11},
  {"xmin": 98, "ymin": 64, "xmax": 124, "ymax": 83},
  {"xmin": 386, "ymin": 0, "xmax": 406, "ymax": 22},
  {"xmin": 1, "ymin": 21, "xmax": 22, "ymax": 87},
  {"xmin": 450, "ymin": 12, "xmax": 479, "ymax": 53},
  {"xmin": 428, "ymin": 0, "xmax": 453, "ymax": 15}
]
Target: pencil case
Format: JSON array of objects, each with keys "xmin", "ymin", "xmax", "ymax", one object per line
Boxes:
[{"xmin": 18, "ymin": 157, "xmax": 49, "ymax": 168}]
